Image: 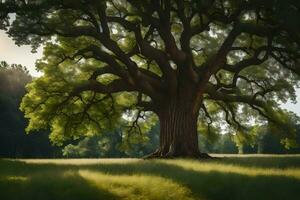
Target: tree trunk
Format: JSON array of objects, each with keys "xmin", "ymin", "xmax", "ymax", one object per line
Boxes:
[{"xmin": 146, "ymin": 98, "xmax": 211, "ymax": 159}]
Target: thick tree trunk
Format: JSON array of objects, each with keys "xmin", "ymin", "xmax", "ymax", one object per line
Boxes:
[
  {"xmin": 158, "ymin": 102, "xmax": 200, "ymax": 157},
  {"xmin": 146, "ymin": 98, "xmax": 211, "ymax": 159}
]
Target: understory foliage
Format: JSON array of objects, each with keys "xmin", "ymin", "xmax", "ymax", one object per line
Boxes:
[
  {"xmin": 62, "ymin": 124, "xmax": 159, "ymax": 158},
  {"xmin": 0, "ymin": 0, "xmax": 299, "ymax": 149}
]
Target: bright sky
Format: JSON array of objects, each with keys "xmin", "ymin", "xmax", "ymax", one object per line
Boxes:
[
  {"xmin": 0, "ymin": 30, "xmax": 42, "ymax": 77},
  {"xmin": 0, "ymin": 30, "xmax": 300, "ymax": 115}
]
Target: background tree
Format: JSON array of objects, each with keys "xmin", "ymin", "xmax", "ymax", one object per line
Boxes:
[
  {"xmin": 1, "ymin": 0, "xmax": 300, "ymax": 158},
  {"xmin": 199, "ymin": 133, "xmax": 238, "ymax": 154},
  {"xmin": 247, "ymin": 116, "xmax": 300, "ymax": 154},
  {"xmin": 0, "ymin": 61, "xmax": 60, "ymax": 158}
]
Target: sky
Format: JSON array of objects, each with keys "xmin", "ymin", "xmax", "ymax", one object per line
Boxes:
[
  {"xmin": 1, "ymin": 30, "xmax": 300, "ymax": 115},
  {"xmin": 0, "ymin": 30, "xmax": 42, "ymax": 77}
]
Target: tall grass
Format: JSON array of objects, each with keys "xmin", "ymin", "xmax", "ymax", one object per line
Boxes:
[{"xmin": 1, "ymin": 155, "xmax": 300, "ymax": 200}]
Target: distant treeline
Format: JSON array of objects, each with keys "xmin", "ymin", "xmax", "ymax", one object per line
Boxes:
[
  {"xmin": 0, "ymin": 62, "xmax": 60, "ymax": 158},
  {"xmin": 199, "ymin": 129, "xmax": 300, "ymax": 154},
  {"xmin": 1, "ymin": 62, "xmax": 300, "ymax": 158}
]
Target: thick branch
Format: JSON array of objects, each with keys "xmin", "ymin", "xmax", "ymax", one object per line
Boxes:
[
  {"xmin": 196, "ymin": 26, "xmax": 241, "ymax": 100},
  {"xmin": 70, "ymin": 79, "xmax": 135, "ymax": 97}
]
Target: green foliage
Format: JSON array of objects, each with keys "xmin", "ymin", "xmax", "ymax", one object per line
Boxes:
[
  {"xmin": 21, "ymin": 45, "xmax": 117, "ymax": 144},
  {"xmin": 62, "ymin": 124, "xmax": 159, "ymax": 158},
  {"xmin": 19, "ymin": 34, "xmax": 160, "ymax": 145}
]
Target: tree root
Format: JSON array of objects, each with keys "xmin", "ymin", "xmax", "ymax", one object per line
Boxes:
[
  {"xmin": 199, "ymin": 152, "xmax": 214, "ymax": 159},
  {"xmin": 143, "ymin": 149, "xmax": 216, "ymax": 160},
  {"xmin": 143, "ymin": 149, "xmax": 162, "ymax": 159}
]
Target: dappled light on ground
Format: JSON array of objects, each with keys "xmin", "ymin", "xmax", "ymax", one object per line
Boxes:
[
  {"xmin": 159, "ymin": 159, "xmax": 300, "ymax": 180},
  {"xmin": 19, "ymin": 158, "xmax": 139, "ymax": 165},
  {"xmin": 5, "ymin": 176, "xmax": 29, "ymax": 182},
  {"xmin": 79, "ymin": 170, "xmax": 195, "ymax": 200},
  {"xmin": 1, "ymin": 155, "xmax": 300, "ymax": 200}
]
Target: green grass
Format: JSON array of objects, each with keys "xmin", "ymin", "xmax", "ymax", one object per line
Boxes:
[{"xmin": 1, "ymin": 155, "xmax": 300, "ymax": 200}]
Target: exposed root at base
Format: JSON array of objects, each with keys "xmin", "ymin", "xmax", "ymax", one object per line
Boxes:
[
  {"xmin": 143, "ymin": 150, "xmax": 216, "ymax": 160},
  {"xmin": 199, "ymin": 153, "xmax": 214, "ymax": 159}
]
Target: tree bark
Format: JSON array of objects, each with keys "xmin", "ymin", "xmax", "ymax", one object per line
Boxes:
[
  {"xmin": 146, "ymin": 94, "xmax": 211, "ymax": 159},
  {"xmin": 159, "ymin": 101, "xmax": 200, "ymax": 157}
]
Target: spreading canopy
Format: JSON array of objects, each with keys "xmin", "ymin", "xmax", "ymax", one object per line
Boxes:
[{"xmin": 1, "ymin": 0, "xmax": 300, "ymax": 147}]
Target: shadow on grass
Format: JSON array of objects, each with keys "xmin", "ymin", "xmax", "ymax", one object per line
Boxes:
[
  {"xmin": 0, "ymin": 160, "xmax": 118, "ymax": 200},
  {"xmin": 1, "ymin": 158, "xmax": 300, "ymax": 200}
]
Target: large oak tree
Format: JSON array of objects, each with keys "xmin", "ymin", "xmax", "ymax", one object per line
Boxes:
[{"xmin": 1, "ymin": 0, "xmax": 300, "ymax": 158}]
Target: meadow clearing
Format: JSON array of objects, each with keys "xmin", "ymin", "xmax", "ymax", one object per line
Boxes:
[{"xmin": 1, "ymin": 154, "xmax": 300, "ymax": 200}]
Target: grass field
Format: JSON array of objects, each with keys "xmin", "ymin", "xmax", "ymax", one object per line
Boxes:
[{"xmin": 1, "ymin": 155, "xmax": 300, "ymax": 200}]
